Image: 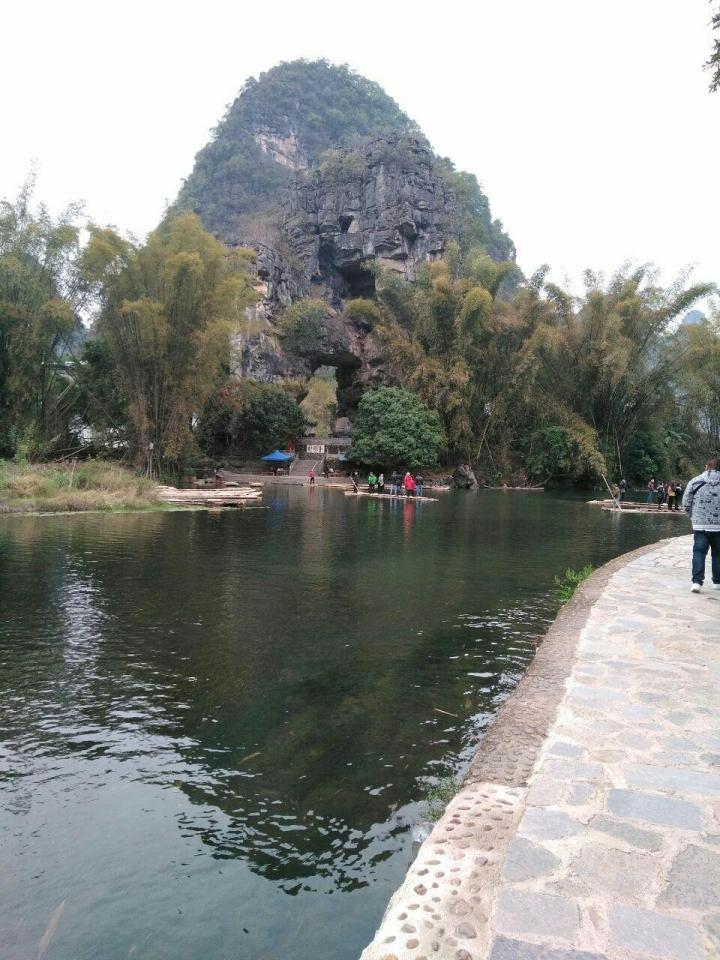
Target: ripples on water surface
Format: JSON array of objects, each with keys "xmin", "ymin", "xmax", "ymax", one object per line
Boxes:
[{"xmin": 0, "ymin": 488, "xmax": 674, "ymax": 959}]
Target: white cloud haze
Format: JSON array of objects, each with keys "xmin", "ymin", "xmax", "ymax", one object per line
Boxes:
[{"xmin": 2, "ymin": 0, "xmax": 719, "ymax": 295}]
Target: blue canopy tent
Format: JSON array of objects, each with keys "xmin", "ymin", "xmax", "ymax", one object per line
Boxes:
[
  {"xmin": 261, "ymin": 450, "xmax": 294, "ymax": 462},
  {"xmin": 261, "ymin": 450, "xmax": 294, "ymax": 475}
]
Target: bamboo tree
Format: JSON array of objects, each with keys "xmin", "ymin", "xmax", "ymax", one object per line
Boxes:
[{"xmin": 83, "ymin": 213, "xmax": 256, "ymax": 471}]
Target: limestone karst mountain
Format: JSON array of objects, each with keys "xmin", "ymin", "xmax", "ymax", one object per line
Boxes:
[{"xmin": 175, "ymin": 59, "xmax": 514, "ymax": 408}]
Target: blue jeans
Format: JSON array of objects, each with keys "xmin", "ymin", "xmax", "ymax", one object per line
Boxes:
[
  {"xmin": 390, "ymin": 483, "xmax": 397, "ymax": 495},
  {"xmin": 692, "ymin": 530, "xmax": 720, "ymax": 585},
  {"xmin": 646, "ymin": 491, "xmax": 654, "ymax": 504},
  {"xmin": 417, "ymin": 484, "xmax": 424, "ymax": 497}
]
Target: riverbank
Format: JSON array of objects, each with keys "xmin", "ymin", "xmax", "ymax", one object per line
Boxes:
[
  {"xmin": 0, "ymin": 460, "xmax": 162, "ymax": 514},
  {"xmin": 361, "ymin": 534, "xmax": 719, "ymax": 960}
]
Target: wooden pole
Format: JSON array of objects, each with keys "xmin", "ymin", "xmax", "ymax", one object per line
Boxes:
[{"xmin": 601, "ymin": 473, "xmax": 620, "ymax": 510}]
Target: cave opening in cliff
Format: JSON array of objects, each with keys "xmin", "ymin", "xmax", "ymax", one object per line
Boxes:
[{"xmin": 338, "ymin": 262, "xmax": 375, "ymax": 299}]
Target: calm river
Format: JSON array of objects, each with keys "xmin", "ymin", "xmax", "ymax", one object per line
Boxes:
[{"xmin": 0, "ymin": 488, "xmax": 677, "ymax": 960}]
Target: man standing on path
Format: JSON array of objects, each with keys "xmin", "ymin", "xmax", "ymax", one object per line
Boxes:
[{"xmin": 682, "ymin": 456, "xmax": 720, "ymax": 593}]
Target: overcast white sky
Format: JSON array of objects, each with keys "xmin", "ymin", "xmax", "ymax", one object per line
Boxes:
[{"xmin": 2, "ymin": 0, "xmax": 719, "ymax": 294}]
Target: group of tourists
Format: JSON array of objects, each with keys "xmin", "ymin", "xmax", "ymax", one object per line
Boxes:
[
  {"xmin": 358, "ymin": 470, "xmax": 425, "ymax": 497},
  {"xmin": 644, "ymin": 477, "xmax": 684, "ymax": 510}
]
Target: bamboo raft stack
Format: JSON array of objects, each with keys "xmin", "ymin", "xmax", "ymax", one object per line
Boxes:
[{"xmin": 157, "ymin": 484, "xmax": 262, "ymax": 507}]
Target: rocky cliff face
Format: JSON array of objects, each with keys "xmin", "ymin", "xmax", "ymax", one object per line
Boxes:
[
  {"xmin": 176, "ymin": 60, "xmax": 514, "ymax": 411},
  {"xmin": 224, "ymin": 135, "xmax": 462, "ymax": 407},
  {"xmin": 273, "ymin": 136, "xmax": 458, "ymax": 305}
]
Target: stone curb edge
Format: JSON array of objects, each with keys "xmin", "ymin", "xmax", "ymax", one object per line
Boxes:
[{"xmin": 465, "ymin": 536, "xmax": 678, "ymax": 789}]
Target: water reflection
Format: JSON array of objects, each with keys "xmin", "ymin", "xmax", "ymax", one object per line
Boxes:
[{"xmin": 0, "ymin": 491, "xmax": 673, "ymax": 959}]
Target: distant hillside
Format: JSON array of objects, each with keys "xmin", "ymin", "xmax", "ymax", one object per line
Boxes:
[
  {"xmin": 176, "ymin": 59, "xmax": 513, "ymax": 262},
  {"xmin": 174, "ymin": 60, "xmax": 515, "ymax": 405},
  {"xmin": 176, "ymin": 60, "xmax": 418, "ymax": 239}
]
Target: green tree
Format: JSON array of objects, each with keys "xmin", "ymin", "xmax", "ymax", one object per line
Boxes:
[
  {"xmin": 0, "ymin": 178, "xmax": 86, "ymax": 458},
  {"xmin": 234, "ymin": 383, "xmax": 306, "ymax": 455},
  {"xmin": 349, "ymin": 386, "xmax": 441, "ymax": 468},
  {"xmin": 674, "ymin": 316, "xmax": 720, "ymax": 462},
  {"xmin": 198, "ymin": 380, "xmax": 306, "ymax": 457},
  {"xmin": 83, "ymin": 213, "xmax": 256, "ymax": 471},
  {"xmin": 525, "ymin": 423, "xmax": 606, "ymax": 483},
  {"xmin": 300, "ymin": 366, "xmax": 337, "ymax": 435}
]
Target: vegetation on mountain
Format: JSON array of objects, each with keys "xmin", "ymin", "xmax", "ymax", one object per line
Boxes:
[
  {"xmin": 175, "ymin": 59, "xmax": 513, "ymax": 264},
  {"xmin": 176, "ymin": 59, "xmax": 416, "ymax": 236},
  {"xmin": 300, "ymin": 366, "xmax": 338, "ymax": 436}
]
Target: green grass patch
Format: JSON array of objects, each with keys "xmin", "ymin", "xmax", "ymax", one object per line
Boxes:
[
  {"xmin": 554, "ymin": 565, "xmax": 594, "ymax": 604},
  {"xmin": 423, "ymin": 777, "xmax": 458, "ymax": 823},
  {"xmin": 0, "ymin": 460, "xmax": 160, "ymax": 515}
]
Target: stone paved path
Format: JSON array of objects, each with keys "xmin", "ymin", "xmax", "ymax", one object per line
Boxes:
[{"xmin": 361, "ymin": 535, "xmax": 720, "ymax": 960}]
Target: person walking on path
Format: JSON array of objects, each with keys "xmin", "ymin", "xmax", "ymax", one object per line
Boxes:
[
  {"xmin": 682, "ymin": 456, "xmax": 720, "ymax": 592},
  {"xmin": 308, "ymin": 468, "xmax": 315, "ymax": 486},
  {"xmin": 646, "ymin": 477, "xmax": 656, "ymax": 504},
  {"xmin": 666, "ymin": 481, "xmax": 678, "ymax": 511},
  {"xmin": 403, "ymin": 471, "xmax": 415, "ymax": 497},
  {"xmin": 389, "ymin": 471, "xmax": 401, "ymax": 496},
  {"xmin": 618, "ymin": 478, "xmax": 627, "ymax": 503},
  {"xmin": 415, "ymin": 473, "xmax": 424, "ymax": 497},
  {"xmin": 367, "ymin": 471, "xmax": 377, "ymax": 493},
  {"xmin": 351, "ymin": 475, "xmax": 359, "ymax": 494},
  {"xmin": 377, "ymin": 473, "xmax": 385, "ymax": 494}
]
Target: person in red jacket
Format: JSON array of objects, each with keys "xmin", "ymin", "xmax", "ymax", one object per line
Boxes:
[{"xmin": 403, "ymin": 471, "xmax": 416, "ymax": 497}]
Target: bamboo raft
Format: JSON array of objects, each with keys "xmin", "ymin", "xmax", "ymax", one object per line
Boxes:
[
  {"xmin": 344, "ymin": 490, "xmax": 438, "ymax": 502},
  {"xmin": 588, "ymin": 499, "xmax": 688, "ymax": 516},
  {"xmin": 157, "ymin": 484, "xmax": 262, "ymax": 507},
  {"xmin": 485, "ymin": 485, "xmax": 544, "ymax": 491}
]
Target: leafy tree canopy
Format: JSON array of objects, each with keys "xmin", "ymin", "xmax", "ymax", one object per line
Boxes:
[
  {"xmin": 83, "ymin": 212, "xmax": 257, "ymax": 469},
  {"xmin": 198, "ymin": 380, "xmax": 306, "ymax": 458},
  {"xmin": 349, "ymin": 386, "xmax": 442, "ymax": 468},
  {"xmin": 0, "ymin": 177, "xmax": 86, "ymax": 459}
]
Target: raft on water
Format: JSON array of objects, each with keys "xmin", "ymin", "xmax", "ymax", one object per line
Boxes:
[
  {"xmin": 588, "ymin": 499, "xmax": 688, "ymax": 516},
  {"xmin": 157, "ymin": 484, "xmax": 262, "ymax": 507},
  {"xmin": 484, "ymin": 485, "xmax": 544, "ymax": 491},
  {"xmin": 344, "ymin": 490, "xmax": 438, "ymax": 502}
]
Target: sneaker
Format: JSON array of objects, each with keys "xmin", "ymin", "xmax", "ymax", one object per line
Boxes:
[
  {"xmin": 691, "ymin": 583, "xmax": 701, "ymax": 593},
  {"xmin": 713, "ymin": 582, "xmax": 720, "ymax": 590}
]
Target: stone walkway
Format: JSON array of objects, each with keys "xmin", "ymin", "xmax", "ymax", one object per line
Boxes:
[{"xmin": 361, "ymin": 534, "xmax": 720, "ymax": 960}]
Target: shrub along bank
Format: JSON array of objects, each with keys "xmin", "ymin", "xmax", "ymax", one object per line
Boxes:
[{"xmin": 0, "ymin": 461, "xmax": 160, "ymax": 514}]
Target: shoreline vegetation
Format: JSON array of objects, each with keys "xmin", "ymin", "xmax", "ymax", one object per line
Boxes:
[{"xmin": 0, "ymin": 460, "xmax": 161, "ymax": 515}]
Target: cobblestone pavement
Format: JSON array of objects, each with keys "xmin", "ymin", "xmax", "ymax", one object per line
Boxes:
[{"xmin": 360, "ymin": 535, "xmax": 720, "ymax": 960}]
